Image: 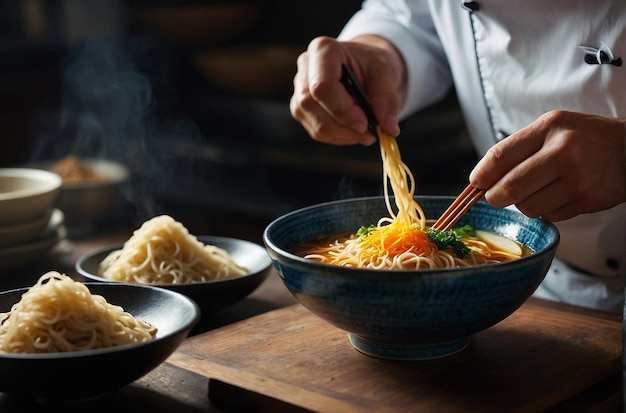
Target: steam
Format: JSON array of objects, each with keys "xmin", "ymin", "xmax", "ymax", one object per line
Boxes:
[
  {"xmin": 60, "ymin": 40, "xmax": 152, "ymax": 158},
  {"xmin": 338, "ymin": 175, "xmax": 384, "ymax": 199},
  {"xmin": 32, "ymin": 37, "xmax": 202, "ymax": 225}
]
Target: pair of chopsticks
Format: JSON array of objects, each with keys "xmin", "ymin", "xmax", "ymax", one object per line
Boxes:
[
  {"xmin": 431, "ymin": 184, "xmax": 485, "ymax": 231},
  {"xmin": 339, "ymin": 63, "xmax": 484, "ymax": 230}
]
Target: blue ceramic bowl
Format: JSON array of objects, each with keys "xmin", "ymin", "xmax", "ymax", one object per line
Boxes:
[{"xmin": 263, "ymin": 196, "xmax": 560, "ymax": 360}]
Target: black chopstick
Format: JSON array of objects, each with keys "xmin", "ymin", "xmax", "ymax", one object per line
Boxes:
[{"xmin": 339, "ymin": 64, "xmax": 379, "ymax": 139}]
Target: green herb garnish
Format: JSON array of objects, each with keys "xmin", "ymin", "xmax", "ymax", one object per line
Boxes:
[
  {"xmin": 426, "ymin": 225, "xmax": 474, "ymax": 258},
  {"xmin": 357, "ymin": 224, "xmax": 376, "ymax": 240}
]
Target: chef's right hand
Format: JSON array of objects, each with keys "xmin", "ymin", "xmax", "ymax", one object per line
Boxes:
[{"xmin": 289, "ymin": 35, "xmax": 407, "ymax": 146}]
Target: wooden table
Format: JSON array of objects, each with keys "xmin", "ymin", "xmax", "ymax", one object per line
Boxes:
[
  {"xmin": 171, "ymin": 299, "xmax": 623, "ymax": 413},
  {"xmin": 0, "ymin": 231, "xmax": 622, "ymax": 412}
]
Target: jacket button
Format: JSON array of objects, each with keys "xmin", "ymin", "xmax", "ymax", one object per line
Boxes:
[
  {"xmin": 606, "ymin": 258, "xmax": 620, "ymax": 270},
  {"xmin": 462, "ymin": 1, "xmax": 480, "ymax": 12}
]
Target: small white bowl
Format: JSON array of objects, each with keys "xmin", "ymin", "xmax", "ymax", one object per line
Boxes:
[
  {"xmin": 0, "ymin": 209, "xmax": 65, "ymax": 271},
  {"xmin": 0, "ymin": 208, "xmax": 54, "ymax": 248},
  {"xmin": 0, "ymin": 168, "xmax": 62, "ymax": 226}
]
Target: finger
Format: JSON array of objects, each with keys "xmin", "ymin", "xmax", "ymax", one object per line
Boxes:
[
  {"xmin": 470, "ymin": 120, "xmax": 549, "ymax": 189},
  {"xmin": 484, "ymin": 145, "xmax": 562, "ymax": 207},
  {"xmin": 512, "ymin": 178, "xmax": 573, "ymax": 218},
  {"xmin": 292, "ymin": 97, "xmax": 376, "ymax": 145},
  {"xmin": 521, "ymin": 187, "xmax": 581, "ymax": 221},
  {"xmin": 333, "ymin": 61, "xmax": 399, "ymax": 140},
  {"xmin": 306, "ymin": 38, "xmax": 372, "ymax": 135},
  {"xmin": 290, "ymin": 48, "xmax": 375, "ymax": 145},
  {"xmin": 366, "ymin": 72, "xmax": 401, "ymax": 138},
  {"xmin": 540, "ymin": 201, "xmax": 582, "ymax": 222}
]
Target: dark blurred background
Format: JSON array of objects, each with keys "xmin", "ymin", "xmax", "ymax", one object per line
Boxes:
[{"xmin": 0, "ymin": 0, "xmax": 476, "ymax": 239}]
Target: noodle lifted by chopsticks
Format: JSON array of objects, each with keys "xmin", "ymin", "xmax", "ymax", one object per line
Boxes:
[{"xmin": 297, "ymin": 127, "xmax": 523, "ymax": 269}]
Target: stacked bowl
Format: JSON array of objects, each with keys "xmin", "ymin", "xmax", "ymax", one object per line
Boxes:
[{"xmin": 0, "ymin": 168, "xmax": 66, "ymax": 271}]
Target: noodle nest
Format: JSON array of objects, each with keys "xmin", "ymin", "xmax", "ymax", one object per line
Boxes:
[
  {"xmin": 0, "ymin": 272, "xmax": 157, "ymax": 353},
  {"xmin": 99, "ymin": 215, "xmax": 249, "ymax": 284}
]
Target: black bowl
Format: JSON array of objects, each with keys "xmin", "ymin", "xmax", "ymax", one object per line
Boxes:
[
  {"xmin": 0, "ymin": 283, "xmax": 200, "ymax": 402},
  {"xmin": 76, "ymin": 236, "xmax": 272, "ymax": 311}
]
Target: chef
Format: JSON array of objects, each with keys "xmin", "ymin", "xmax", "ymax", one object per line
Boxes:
[{"xmin": 290, "ymin": 0, "xmax": 626, "ymax": 313}]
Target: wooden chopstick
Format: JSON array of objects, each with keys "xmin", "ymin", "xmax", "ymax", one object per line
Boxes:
[{"xmin": 431, "ymin": 184, "xmax": 485, "ymax": 231}]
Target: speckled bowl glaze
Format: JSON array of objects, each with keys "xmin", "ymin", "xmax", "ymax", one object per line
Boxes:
[{"xmin": 263, "ymin": 196, "xmax": 560, "ymax": 360}]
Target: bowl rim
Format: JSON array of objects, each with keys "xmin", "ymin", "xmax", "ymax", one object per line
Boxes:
[
  {"xmin": 0, "ymin": 282, "xmax": 200, "ymax": 360},
  {"xmin": 0, "ymin": 168, "xmax": 62, "ymax": 201},
  {"xmin": 263, "ymin": 195, "xmax": 560, "ymax": 278},
  {"xmin": 0, "ymin": 208, "xmax": 54, "ymax": 234},
  {"xmin": 76, "ymin": 235, "xmax": 272, "ymax": 287},
  {"xmin": 26, "ymin": 158, "xmax": 130, "ymax": 189}
]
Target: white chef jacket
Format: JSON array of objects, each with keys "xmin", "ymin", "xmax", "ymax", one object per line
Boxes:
[{"xmin": 339, "ymin": 0, "xmax": 626, "ymax": 312}]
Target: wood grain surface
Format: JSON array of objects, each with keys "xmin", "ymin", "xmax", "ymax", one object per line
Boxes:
[{"xmin": 168, "ymin": 298, "xmax": 622, "ymax": 413}]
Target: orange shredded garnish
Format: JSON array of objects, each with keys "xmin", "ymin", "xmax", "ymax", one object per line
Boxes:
[{"xmin": 359, "ymin": 221, "xmax": 436, "ymax": 260}]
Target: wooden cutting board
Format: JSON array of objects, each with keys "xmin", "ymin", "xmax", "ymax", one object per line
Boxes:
[{"xmin": 168, "ymin": 298, "xmax": 622, "ymax": 412}]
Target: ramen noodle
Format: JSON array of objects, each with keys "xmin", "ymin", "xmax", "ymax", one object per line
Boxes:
[
  {"xmin": 99, "ymin": 215, "xmax": 249, "ymax": 284},
  {"xmin": 0, "ymin": 272, "xmax": 157, "ymax": 353},
  {"xmin": 295, "ymin": 127, "xmax": 527, "ymax": 269}
]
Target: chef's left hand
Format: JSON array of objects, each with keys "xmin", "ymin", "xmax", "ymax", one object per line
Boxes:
[{"xmin": 469, "ymin": 110, "xmax": 626, "ymax": 221}]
